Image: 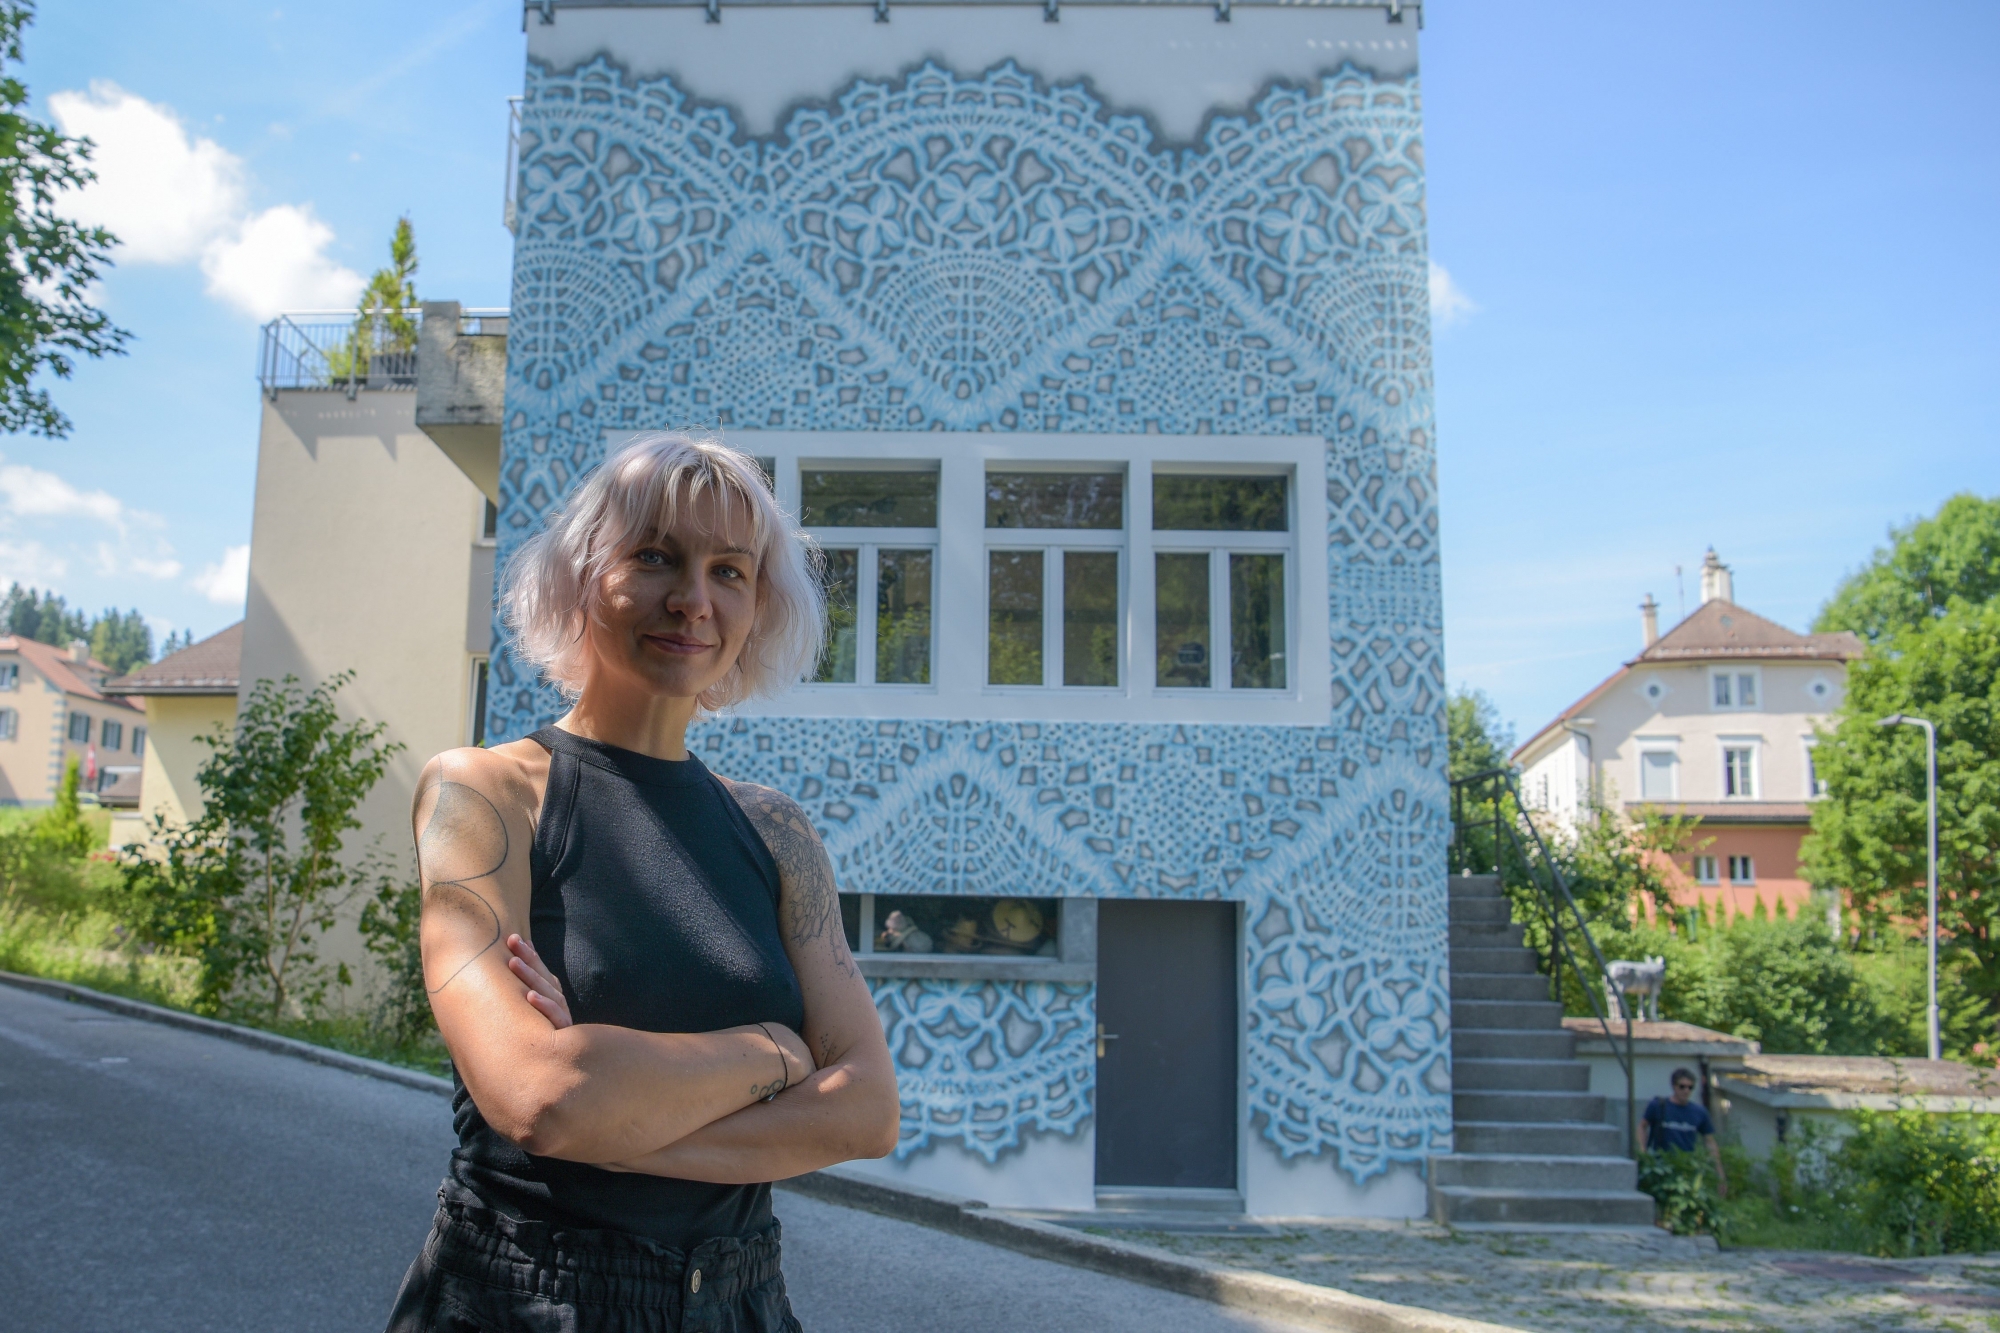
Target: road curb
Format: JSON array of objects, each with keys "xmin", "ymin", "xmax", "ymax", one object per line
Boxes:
[
  {"xmin": 777, "ymin": 1169, "xmax": 1528, "ymax": 1333},
  {"xmin": 0, "ymin": 970, "xmax": 455, "ymax": 1097}
]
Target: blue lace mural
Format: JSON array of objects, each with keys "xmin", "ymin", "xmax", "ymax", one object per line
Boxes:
[{"xmin": 492, "ymin": 57, "xmax": 1447, "ymax": 1180}]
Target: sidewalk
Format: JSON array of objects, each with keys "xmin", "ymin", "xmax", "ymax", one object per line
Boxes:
[{"xmin": 1126, "ymin": 1220, "xmax": 2000, "ymax": 1332}]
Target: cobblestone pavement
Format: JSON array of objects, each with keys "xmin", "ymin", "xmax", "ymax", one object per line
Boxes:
[{"xmin": 1122, "ymin": 1221, "xmax": 2000, "ymax": 1332}]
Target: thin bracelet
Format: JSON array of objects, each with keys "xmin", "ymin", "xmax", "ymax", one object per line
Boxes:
[{"xmin": 754, "ymin": 1022, "xmax": 788, "ymax": 1100}]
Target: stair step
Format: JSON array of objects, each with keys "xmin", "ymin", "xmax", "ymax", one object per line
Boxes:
[
  {"xmin": 1453, "ymin": 1028, "xmax": 1578, "ymax": 1060},
  {"xmin": 1452, "ymin": 1058, "xmax": 1591, "ymax": 1092},
  {"xmin": 1454, "ymin": 1089, "xmax": 1606, "ymax": 1124},
  {"xmin": 1448, "ymin": 898, "xmax": 1512, "ymax": 925},
  {"xmin": 1450, "ymin": 973, "xmax": 1552, "ymax": 1002},
  {"xmin": 1451, "ymin": 999, "xmax": 1566, "ymax": 1031},
  {"xmin": 1448, "ymin": 875, "xmax": 1502, "ymax": 894},
  {"xmin": 1453, "ymin": 1120, "xmax": 1627, "ymax": 1156},
  {"xmin": 1430, "ymin": 1153, "xmax": 1638, "ymax": 1192},
  {"xmin": 1448, "ymin": 921, "xmax": 1528, "ymax": 946},
  {"xmin": 1429, "ymin": 1185, "xmax": 1656, "ymax": 1228},
  {"xmin": 1449, "ymin": 946, "xmax": 1540, "ymax": 975}
]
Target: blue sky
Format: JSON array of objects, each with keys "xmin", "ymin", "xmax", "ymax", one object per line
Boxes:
[{"xmin": 10, "ymin": 1, "xmax": 1996, "ymax": 739}]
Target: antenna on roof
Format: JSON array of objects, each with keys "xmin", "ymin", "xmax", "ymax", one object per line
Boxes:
[{"xmin": 1674, "ymin": 564, "xmax": 1685, "ymax": 624}]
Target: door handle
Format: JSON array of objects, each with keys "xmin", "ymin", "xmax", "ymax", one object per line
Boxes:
[{"xmin": 1096, "ymin": 1023, "xmax": 1119, "ymax": 1059}]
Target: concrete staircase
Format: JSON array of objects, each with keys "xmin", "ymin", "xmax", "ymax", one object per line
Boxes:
[{"xmin": 1429, "ymin": 874, "xmax": 1655, "ymax": 1228}]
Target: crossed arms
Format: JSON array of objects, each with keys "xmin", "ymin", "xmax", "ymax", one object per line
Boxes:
[{"xmin": 415, "ymin": 744, "xmax": 898, "ymax": 1181}]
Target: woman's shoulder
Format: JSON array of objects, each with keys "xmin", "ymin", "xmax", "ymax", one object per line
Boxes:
[
  {"xmin": 418, "ymin": 740, "xmax": 552, "ymax": 807},
  {"xmin": 713, "ymin": 774, "xmax": 804, "ymax": 825}
]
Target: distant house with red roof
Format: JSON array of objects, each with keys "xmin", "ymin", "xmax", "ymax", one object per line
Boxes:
[
  {"xmin": 1512, "ymin": 550, "xmax": 1863, "ymax": 916},
  {"xmin": 103, "ymin": 622, "xmax": 242, "ymax": 849},
  {"xmin": 0, "ymin": 636, "xmax": 148, "ymax": 806}
]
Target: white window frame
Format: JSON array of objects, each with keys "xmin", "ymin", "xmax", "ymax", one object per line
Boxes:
[
  {"xmin": 1720, "ymin": 737, "xmax": 1761, "ymax": 799},
  {"xmin": 795, "ymin": 460, "xmax": 941, "ymax": 693},
  {"xmin": 1710, "ymin": 666, "xmax": 1763, "ymax": 712},
  {"xmin": 132, "ymin": 725, "xmax": 146, "ymax": 758},
  {"xmin": 67, "ymin": 710, "xmax": 90, "ymax": 744},
  {"xmin": 981, "ymin": 470, "xmax": 1128, "ymax": 691},
  {"xmin": 1803, "ymin": 736, "xmax": 1826, "ymax": 799},
  {"xmin": 1728, "ymin": 854, "xmax": 1756, "ymax": 885},
  {"xmin": 102, "ymin": 719, "xmax": 123, "ymax": 752},
  {"xmin": 0, "ymin": 662, "xmax": 17, "ymax": 691},
  {"xmin": 1149, "ymin": 462, "xmax": 1296, "ymax": 696},
  {"xmin": 1635, "ymin": 739, "xmax": 1679, "ymax": 803},
  {"xmin": 676, "ymin": 430, "xmax": 1328, "ymax": 726},
  {"xmin": 0, "ymin": 707, "xmax": 16, "ymax": 740}
]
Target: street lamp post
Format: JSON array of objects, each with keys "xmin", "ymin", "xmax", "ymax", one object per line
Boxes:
[{"xmin": 1878, "ymin": 713, "xmax": 1940, "ymax": 1061}]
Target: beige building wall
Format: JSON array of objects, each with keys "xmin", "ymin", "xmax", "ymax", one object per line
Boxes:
[
  {"xmin": 0, "ymin": 662, "xmax": 66, "ymax": 804},
  {"xmin": 241, "ymin": 390, "xmax": 495, "ymax": 944},
  {"xmin": 110, "ymin": 694, "xmax": 239, "ymax": 849}
]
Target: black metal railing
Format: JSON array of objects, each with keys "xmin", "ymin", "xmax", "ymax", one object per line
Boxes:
[
  {"xmin": 258, "ymin": 308, "xmax": 421, "ymax": 398},
  {"xmin": 1451, "ymin": 766, "xmax": 1637, "ymax": 1157}
]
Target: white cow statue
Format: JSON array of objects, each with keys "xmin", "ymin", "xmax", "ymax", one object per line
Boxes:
[{"xmin": 1604, "ymin": 956, "xmax": 1666, "ymax": 1022}]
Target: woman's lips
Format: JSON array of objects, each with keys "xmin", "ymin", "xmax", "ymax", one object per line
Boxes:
[{"xmin": 645, "ymin": 633, "xmax": 714, "ymax": 656}]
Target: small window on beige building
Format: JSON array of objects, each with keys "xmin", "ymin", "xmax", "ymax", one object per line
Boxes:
[
  {"xmin": 67, "ymin": 711, "xmax": 90, "ymax": 743},
  {"xmin": 0, "ymin": 663, "xmax": 16, "ymax": 690},
  {"xmin": 1723, "ymin": 746, "xmax": 1756, "ymax": 797},
  {"xmin": 133, "ymin": 726, "xmax": 146, "ymax": 757},
  {"xmin": 0, "ymin": 708, "xmax": 16, "ymax": 740},
  {"xmin": 102, "ymin": 720, "xmax": 123, "ymax": 751},
  {"xmin": 1639, "ymin": 750, "xmax": 1677, "ymax": 801}
]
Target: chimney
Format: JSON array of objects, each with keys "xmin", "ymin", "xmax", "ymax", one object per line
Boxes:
[
  {"xmin": 1640, "ymin": 594, "xmax": 1660, "ymax": 648},
  {"xmin": 69, "ymin": 639, "xmax": 89, "ymax": 664},
  {"xmin": 1699, "ymin": 548, "xmax": 1733, "ymax": 605}
]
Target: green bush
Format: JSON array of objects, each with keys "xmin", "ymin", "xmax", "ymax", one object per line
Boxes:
[
  {"xmin": 1637, "ymin": 1147, "xmax": 1724, "ymax": 1237},
  {"xmin": 1839, "ymin": 1108, "xmax": 2000, "ymax": 1257}
]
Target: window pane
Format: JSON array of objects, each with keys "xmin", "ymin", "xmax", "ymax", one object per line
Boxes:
[
  {"xmin": 876, "ymin": 549, "xmax": 933, "ymax": 684},
  {"xmin": 1153, "ymin": 474, "xmax": 1288, "ymax": 531},
  {"xmin": 988, "ymin": 550, "xmax": 1044, "ymax": 686},
  {"xmin": 1063, "ymin": 551, "xmax": 1119, "ymax": 687},
  {"xmin": 1155, "ymin": 553, "xmax": 1211, "ymax": 688},
  {"xmin": 1229, "ymin": 553, "xmax": 1287, "ymax": 689},
  {"xmin": 801, "ymin": 469, "xmax": 938, "ymax": 527},
  {"xmin": 1713, "ymin": 674, "xmax": 1732, "ymax": 707},
  {"xmin": 753, "ymin": 456, "xmax": 777, "ymax": 492},
  {"xmin": 1737, "ymin": 673, "xmax": 1757, "ymax": 707},
  {"xmin": 816, "ymin": 548, "xmax": 859, "ymax": 683},
  {"xmin": 986, "ymin": 472, "xmax": 1124, "ymax": 529}
]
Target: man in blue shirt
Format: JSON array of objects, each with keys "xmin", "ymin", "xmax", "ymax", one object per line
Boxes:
[{"xmin": 1641, "ymin": 1067, "xmax": 1728, "ymax": 1197}]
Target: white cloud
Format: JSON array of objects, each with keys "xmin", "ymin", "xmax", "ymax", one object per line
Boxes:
[
  {"xmin": 201, "ymin": 205, "xmax": 363, "ymax": 320},
  {"xmin": 1429, "ymin": 260, "xmax": 1480, "ymax": 329},
  {"xmin": 49, "ymin": 81, "xmax": 362, "ymax": 321},
  {"xmin": 0, "ymin": 461, "xmax": 125, "ymax": 526},
  {"xmin": 191, "ymin": 545, "xmax": 250, "ymax": 606},
  {"xmin": 0, "ymin": 538, "xmax": 68, "ymax": 587},
  {"xmin": 130, "ymin": 555, "xmax": 185, "ymax": 580},
  {"xmin": 49, "ymin": 81, "xmax": 245, "ymax": 264}
]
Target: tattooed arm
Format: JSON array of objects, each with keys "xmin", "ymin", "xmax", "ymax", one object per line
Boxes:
[
  {"xmin": 589, "ymin": 780, "xmax": 899, "ymax": 1182},
  {"xmin": 415, "ymin": 744, "xmax": 814, "ymax": 1163}
]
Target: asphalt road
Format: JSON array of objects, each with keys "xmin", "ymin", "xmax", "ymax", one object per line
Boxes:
[{"xmin": 0, "ymin": 984, "xmax": 1307, "ymax": 1333}]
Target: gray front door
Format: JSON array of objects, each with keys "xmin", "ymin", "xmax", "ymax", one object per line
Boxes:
[{"xmin": 1093, "ymin": 900, "xmax": 1239, "ymax": 1188}]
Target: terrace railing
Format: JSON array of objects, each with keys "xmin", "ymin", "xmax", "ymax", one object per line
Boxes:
[{"xmin": 258, "ymin": 307, "xmax": 509, "ymax": 398}]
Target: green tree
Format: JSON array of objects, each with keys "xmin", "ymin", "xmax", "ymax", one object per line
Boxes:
[
  {"xmin": 1802, "ymin": 598, "xmax": 2000, "ymax": 1041},
  {"xmin": 120, "ymin": 673, "xmax": 404, "ymax": 1019},
  {"xmin": 334, "ymin": 216, "xmax": 418, "ymax": 380},
  {"xmin": 1, "ymin": 582, "xmax": 85, "ymax": 645},
  {"xmin": 87, "ymin": 608, "xmax": 151, "ymax": 675},
  {"xmin": 0, "ymin": 1, "xmax": 129, "ymax": 436},
  {"xmin": 157, "ymin": 628, "xmax": 194, "ymax": 657},
  {"xmin": 1447, "ymin": 685, "xmax": 1515, "ymax": 781},
  {"xmin": 1816, "ymin": 493, "xmax": 2000, "ymax": 646}
]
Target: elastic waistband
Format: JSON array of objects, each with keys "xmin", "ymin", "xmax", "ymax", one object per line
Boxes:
[{"xmin": 427, "ymin": 1182, "xmax": 784, "ymax": 1310}]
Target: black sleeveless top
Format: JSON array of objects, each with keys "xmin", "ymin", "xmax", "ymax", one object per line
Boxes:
[{"xmin": 447, "ymin": 727, "xmax": 806, "ymax": 1250}]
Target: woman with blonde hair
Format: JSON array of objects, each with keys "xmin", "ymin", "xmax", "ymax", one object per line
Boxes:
[{"xmin": 385, "ymin": 433, "xmax": 898, "ymax": 1333}]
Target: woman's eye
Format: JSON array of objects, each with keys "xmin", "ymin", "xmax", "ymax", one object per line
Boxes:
[{"xmin": 636, "ymin": 550, "xmax": 667, "ymax": 566}]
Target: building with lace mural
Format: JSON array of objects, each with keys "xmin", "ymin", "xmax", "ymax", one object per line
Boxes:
[{"xmin": 486, "ymin": 0, "xmax": 1446, "ymax": 1218}]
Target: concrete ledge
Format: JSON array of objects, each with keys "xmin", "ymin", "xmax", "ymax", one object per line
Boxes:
[
  {"xmin": 0, "ymin": 970, "xmax": 455, "ymax": 1098},
  {"xmin": 778, "ymin": 1168, "xmax": 1529, "ymax": 1333}
]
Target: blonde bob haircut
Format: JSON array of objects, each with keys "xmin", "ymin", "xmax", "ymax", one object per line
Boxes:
[{"xmin": 500, "ymin": 432, "xmax": 824, "ymax": 711}]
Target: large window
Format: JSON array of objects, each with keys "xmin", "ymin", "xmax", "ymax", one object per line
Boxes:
[
  {"xmin": 985, "ymin": 470, "xmax": 1124, "ymax": 689},
  {"xmin": 1153, "ymin": 473, "xmax": 1289, "ymax": 690},
  {"xmin": 805, "ymin": 466, "xmax": 938, "ymax": 686},
  {"xmin": 1712, "ymin": 669, "xmax": 1760, "ymax": 710},
  {"xmin": 1638, "ymin": 749, "xmax": 1677, "ymax": 802}
]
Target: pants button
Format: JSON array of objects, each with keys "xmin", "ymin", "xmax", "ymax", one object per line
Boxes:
[{"xmin": 690, "ymin": 1268, "xmax": 702, "ymax": 1294}]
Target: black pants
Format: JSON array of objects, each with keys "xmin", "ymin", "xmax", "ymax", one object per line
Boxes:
[{"xmin": 385, "ymin": 1185, "xmax": 803, "ymax": 1333}]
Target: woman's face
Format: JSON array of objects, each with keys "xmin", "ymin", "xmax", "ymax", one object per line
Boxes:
[{"xmin": 586, "ymin": 488, "xmax": 761, "ymax": 701}]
